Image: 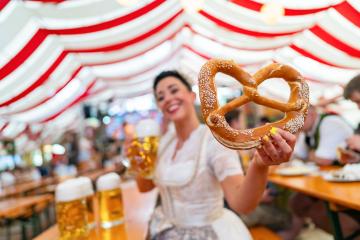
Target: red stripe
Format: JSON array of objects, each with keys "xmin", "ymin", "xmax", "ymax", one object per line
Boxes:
[
  {"xmin": 71, "ymin": 10, "xmax": 183, "ymax": 53},
  {"xmin": 7, "ymin": 66, "xmax": 83, "ymax": 114},
  {"xmin": 284, "ymin": 7, "xmax": 329, "ymax": 16},
  {"xmin": 230, "ymin": 0, "xmax": 331, "ymax": 15},
  {"xmin": 14, "ymin": 126, "xmax": 28, "ymax": 139},
  {"xmin": 48, "ymin": 0, "xmax": 166, "ymax": 34},
  {"xmin": 230, "ymin": 0, "xmax": 261, "ymax": 11},
  {"xmin": 0, "ymin": 29, "xmax": 48, "ymax": 80},
  {"xmin": 290, "ymin": 44, "xmax": 358, "ymax": 69},
  {"xmin": 0, "ymin": 0, "xmax": 10, "ymax": 11},
  {"xmin": 185, "ymin": 24, "xmax": 287, "ymax": 51},
  {"xmin": 0, "ymin": 51, "xmax": 68, "ymax": 107},
  {"xmin": 27, "ymin": 0, "xmax": 66, "ymax": 3},
  {"xmin": 199, "ymin": 10, "xmax": 301, "ymax": 37},
  {"xmin": 0, "ymin": 122, "xmax": 9, "ymax": 132},
  {"xmin": 86, "ymin": 26, "xmax": 183, "ymax": 66},
  {"xmin": 183, "ymin": 45, "xmax": 210, "ymax": 60},
  {"xmin": 310, "ymin": 25, "xmax": 360, "ymax": 58},
  {"xmin": 41, "ymin": 81, "xmax": 96, "ymax": 122},
  {"xmin": 335, "ymin": 1, "xmax": 360, "ymax": 29}
]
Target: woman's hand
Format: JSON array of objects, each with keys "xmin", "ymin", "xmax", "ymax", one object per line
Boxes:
[
  {"xmin": 255, "ymin": 128, "xmax": 296, "ymax": 167},
  {"xmin": 346, "ymin": 134, "xmax": 360, "ymax": 152}
]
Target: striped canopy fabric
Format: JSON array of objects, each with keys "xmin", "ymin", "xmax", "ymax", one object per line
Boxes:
[{"xmin": 0, "ymin": 0, "xmax": 359, "ymax": 147}]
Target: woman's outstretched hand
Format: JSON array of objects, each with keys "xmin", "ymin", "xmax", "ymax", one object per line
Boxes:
[{"xmin": 255, "ymin": 128, "xmax": 296, "ymax": 167}]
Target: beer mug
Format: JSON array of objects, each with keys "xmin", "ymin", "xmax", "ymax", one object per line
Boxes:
[
  {"xmin": 77, "ymin": 177, "xmax": 96, "ymax": 230},
  {"xmin": 55, "ymin": 179, "xmax": 88, "ymax": 240},
  {"xmin": 96, "ymin": 173, "xmax": 124, "ymax": 229},
  {"xmin": 127, "ymin": 119, "xmax": 160, "ymax": 179}
]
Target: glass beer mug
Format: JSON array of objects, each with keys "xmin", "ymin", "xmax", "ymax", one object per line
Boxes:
[
  {"xmin": 55, "ymin": 179, "xmax": 88, "ymax": 240},
  {"xmin": 97, "ymin": 173, "xmax": 124, "ymax": 229},
  {"xmin": 127, "ymin": 119, "xmax": 160, "ymax": 179},
  {"xmin": 77, "ymin": 177, "xmax": 96, "ymax": 230}
]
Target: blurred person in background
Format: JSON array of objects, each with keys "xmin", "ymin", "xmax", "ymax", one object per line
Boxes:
[
  {"xmin": 293, "ymin": 105, "xmax": 353, "ymax": 166},
  {"xmin": 0, "ymin": 168, "xmax": 16, "ymax": 187},
  {"xmin": 62, "ymin": 131, "xmax": 79, "ymax": 167},
  {"xmin": 288, "ymin": 77, "xmax": 360, "ymax": 239},
  {"xmin": 343, "ymin": 74, "xmax": 360, "ymax": 163}
]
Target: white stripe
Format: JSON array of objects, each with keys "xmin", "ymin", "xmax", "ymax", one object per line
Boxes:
[
  {"xmin": 9, "ymin": 74, "xmax": 94, "ymax": 123},
  {"xmin": 293, "ymin": 31, "xmax": 360, "ymax": 68},
  {"xmin": 189, "ymin": 34, "xmax": 273, "ymax": 64},
  {"xmin": 0, "ymin": 37, "xmax": 64, "ymax": 103},
  {"xmin": 0, "ymin": 58, "xmax": 82, "ymax": 115},
  {"xmin": 252, "ymin": 0, "xmax": 342, "ymax": 9},
  {"xmin": 92, "ymin": 41, "xmax": 175, "ymax": 78},
  {"xmin": 0, "ymin": 6, "xmax": 38, "ymax": 67},
  {"xmin": 205, "ymin": 0, "xmax": 314, "ymax": 33},
  {"xmin": 316, "ymin": 9, "xmax": 360, "ymax": 50},
  {"xmin": 2, "ymin": 122, "xmax": 26, "ymax": 139},
  {"xmin": 25, "ymin": 0, "xmax": 154, "ymax": 29},
  {"xmin": 275, "ymin": 47, "xmax": 360, "ymax": 83},
  {"xmin": 0, "ymin": 1, "xmax": 18, "ymax": 22},
  {"xmin": 226, "ymin": 0, "xmax": 318, "ymax": 25},
  {"xmin": 188, "ymin": 15, "xmax": 295, "ymax": 49},
  {"xmin": 59, "ymin": 1, "xmax": 181, "ymax": 49},
  {"xmin": 75, "ymin": 17, "xmax": 183, "ymax": 64}
]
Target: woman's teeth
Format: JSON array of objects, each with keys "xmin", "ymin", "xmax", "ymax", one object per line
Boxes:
[{"xmin": 168, "ymin": 104, "xmax": 180, "ymax": 113}]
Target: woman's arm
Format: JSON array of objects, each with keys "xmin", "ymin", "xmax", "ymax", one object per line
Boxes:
[{"xmin": 221, "ymin": 128, "xmax": 296, "ymax": 214}]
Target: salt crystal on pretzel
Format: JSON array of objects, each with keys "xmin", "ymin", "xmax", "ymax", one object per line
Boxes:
[{"xmin": 198, "ymin": 59, "xmax": 309, "ymax": 150}]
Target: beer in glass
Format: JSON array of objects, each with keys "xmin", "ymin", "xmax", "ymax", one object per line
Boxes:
[
  {"xmin": 96, "ymin": 173, "xmax": 124, "ymax": 229},
  {"xmin": 127, "ymin": 118, "xmax": 160, "ymax": 179},
  {"xmin": 77, "ymin": 177, "xmax": 96, "ymax": 229},
  {"xmin": 55, "ymin": 179, "xmax": 88, "ymax": 240}
]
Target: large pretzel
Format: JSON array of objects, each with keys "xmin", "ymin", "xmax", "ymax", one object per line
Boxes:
[{"xmin": 198, "ymin": 59, "xmax": 309, "ymax": 150}]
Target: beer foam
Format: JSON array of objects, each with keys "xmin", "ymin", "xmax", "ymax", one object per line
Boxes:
[
  {"xmin": 77, "ymin": 177, "xmax": 94, "ymax": 197},
  {"xmin": 56, "ymin": 179, "xmax": 86, "ymax": 202},
  {"xmin": 135, "ymin": 119, "xmax": 160, "ymax": 138},
  {"xmin": 96, "ymin": 172, "xmax": 121, "ymax": 192}
]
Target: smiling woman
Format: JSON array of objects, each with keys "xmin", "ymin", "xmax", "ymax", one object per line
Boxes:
[{"xmin": 132, "ymin": 69, "xmax": 297, "ymax": 240}]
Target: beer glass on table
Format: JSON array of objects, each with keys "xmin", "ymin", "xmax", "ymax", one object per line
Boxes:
[
  {"xmin": 96, "ymin": 172, "xmax": 124, "ymax": 229},
  {"xmin": 126, "ymin": 119, "xmax": 160, "ymax": 179},
  {"xmin": 55, "ymin": 179, "xmax": 88, "ymax": 240},
  {"xmin": 77, "ymin": 177, "xmax": 96, "ymax": 230}
]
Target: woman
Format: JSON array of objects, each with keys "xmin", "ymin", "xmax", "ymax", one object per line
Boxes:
[{"xmin": 136, "ymin": 70, "xmax": 296, "ymax": 240}]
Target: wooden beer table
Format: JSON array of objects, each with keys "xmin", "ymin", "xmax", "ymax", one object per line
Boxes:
[
  {"xmin": 0, "ymin": 177, "xmax": 55, "ymax": 199},
  {"xmin": 0, "ymin": 194, "xmax": 53, "ymax": 218},
  {"xmin": 268, "ymin": 166, "xmax": 360, "ymax": 240},
  {"xmin": 34, "ymin": 181, "xmax": 158, "ymax": 240}
]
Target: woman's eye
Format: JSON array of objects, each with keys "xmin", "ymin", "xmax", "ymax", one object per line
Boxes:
[
  {"xmin": 171, "ymin": 89, "xmax": 178, "ymax": 94},
  {"xmin": 157, "ymin": 96, "xmax": 164, "ymax": 102}
]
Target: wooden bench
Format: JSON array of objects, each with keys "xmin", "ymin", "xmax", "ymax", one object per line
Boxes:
[{"xmin": 249, "ymin": 226, "xmax": 282, "ymax": 240}]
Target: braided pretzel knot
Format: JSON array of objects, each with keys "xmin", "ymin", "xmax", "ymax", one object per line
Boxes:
[{"xmin": 198, "ymin": 59, "xmax": 309, "ymax": 150}]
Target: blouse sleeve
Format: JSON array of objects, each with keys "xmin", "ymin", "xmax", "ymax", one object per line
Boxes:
[{"xmin": 207, "ymin": 137, "xmax": 244, "ymax": 182}]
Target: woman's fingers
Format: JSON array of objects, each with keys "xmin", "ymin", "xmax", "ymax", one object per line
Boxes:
[
  {"xmin": 274, "ymin": 128, "xmax": 296, "ymax": 147},
  {"xmin": 261, "ymin": 136, "xmax": 279, "ymax": 161},
  {"xmin": 270, "ymin": 131, "xmax": 293, "ymax": 156}
]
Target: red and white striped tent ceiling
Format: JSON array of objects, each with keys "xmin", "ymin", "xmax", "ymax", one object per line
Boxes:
[{"xmin": 0, "ymin": 0, "xmax": 359, "ymax": 150}]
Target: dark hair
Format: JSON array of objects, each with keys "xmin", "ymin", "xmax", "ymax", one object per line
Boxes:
[
  {"xmin": 153, "ymin": 70, "xmax": 192, "ymax": 92},
  {"xmin": 344, "ymin": 74, "xmax": 360, "ymax": 99},
  {"xmin": 225, "ymin": 109, "xmax": 240, "ymax": 124}
]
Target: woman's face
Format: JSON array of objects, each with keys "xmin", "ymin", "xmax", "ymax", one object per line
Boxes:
[{"xmin": 155, "ymin": 76, "xmax": 195, "ymax": 123}]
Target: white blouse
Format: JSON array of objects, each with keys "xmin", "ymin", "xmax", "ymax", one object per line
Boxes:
[{"xmin": 151, "ymin": 125, "xmax": 252, "ymax": 240}]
